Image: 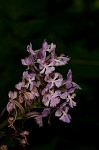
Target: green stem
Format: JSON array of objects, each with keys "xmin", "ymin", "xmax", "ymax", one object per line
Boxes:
[{"xmin": 0, "ymin": 119, "xmax": 8, "ymax": 131}]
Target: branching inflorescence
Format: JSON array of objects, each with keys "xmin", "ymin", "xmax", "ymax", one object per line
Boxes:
[{"xmin": 5, "ymin": 40, "xmax": 81, "ymax": 146}]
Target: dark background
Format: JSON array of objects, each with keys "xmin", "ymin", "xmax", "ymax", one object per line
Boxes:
[{"xmin": 0, "ymin": 0, "xmax": 99, "ymax": 149}]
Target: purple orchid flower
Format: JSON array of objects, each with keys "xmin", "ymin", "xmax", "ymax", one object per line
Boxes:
[
  {"xmin": 60, "ymin": 87, "xmax": 77, "ymax": 108},
  {"xmin": 42, "ymin": 90, "xmax": 61, "ymax": 107},
  {"xmin": 23, "ymin": 86, "xmax": 39, "ymax": 102},
  {"xmin": 22, "ymin": 71, "xmax": 36, "ymax": 90},
  {"xmin": 44, "ymin": 72, "xmax": 63, "ymax": 89},
  {"xmin": 64, "ymin": 69, "xmax": 81, "ymax": 90},
  {"xmin": 42, "ymin": 40, "xmax": 56, "ymax": 52},
  {"xmin": 21, "ymin": 55, "xmax": 34, "ymax": 67},
  {"xmin": 8, "ymin": 91, "xmax": 17, "ymax": 99},
  {"xmin": 7, "ymin": 100, "xmax": 16, "ymax": 113},
  {"xmin": 15, "ymin": 81, "xmax": 26, "ymax": 90},
  {"xmin": 27, "ymin": 43, "xmax": 36, "ymax": 56},
  {"xmin": 55, "ymin": 102, "xmax": 71, "ymax": 123},
  {"xmin": 7, "ymin": 91, "xmax": 17, "ymax": 112},
  {"xmin": 51, "ymin": 53, "xmax": 70, "ymax": 67},
  {"xmin": 35, "ymin": 108, "xmax": 51, "ymax": 127},
  {"xmin": 37, "ymin": 59, "xmax": 55, "ymax": 75}
]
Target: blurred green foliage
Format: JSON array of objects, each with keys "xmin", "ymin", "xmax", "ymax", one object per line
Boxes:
[{"xmin": 0, "ymin": 0, "xmax": 99, "ymax": 149}]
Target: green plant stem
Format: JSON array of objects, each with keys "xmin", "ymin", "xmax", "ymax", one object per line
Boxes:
[{"xmin": 0, "ymin": 119, "xmax": 8, "ymax": 131}]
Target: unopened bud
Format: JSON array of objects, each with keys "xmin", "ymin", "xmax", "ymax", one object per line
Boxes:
[
  {"xmin": 0, "ymin": 145, "xmax": 8, "ymax": 150},
  {"xmin": 20, "ymin": 130, "xmax": 29, "ymax": 137},
  {"xmin": 8, "ymin": 117, "xmax": 14, "ymax": 125},
  {"xmin": 19, "ymin": 138, "xmax": 28, "ymax": 147}
]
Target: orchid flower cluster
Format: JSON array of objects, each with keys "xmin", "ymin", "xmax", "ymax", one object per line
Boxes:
[{"xmin": 6, "ymin": 40, "xmax": 80, "ymax": 130}]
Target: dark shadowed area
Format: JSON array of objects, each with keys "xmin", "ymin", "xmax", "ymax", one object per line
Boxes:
[{"xmin": 0, "ymin": 0, "xmax": 99, "ymax": 149}]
